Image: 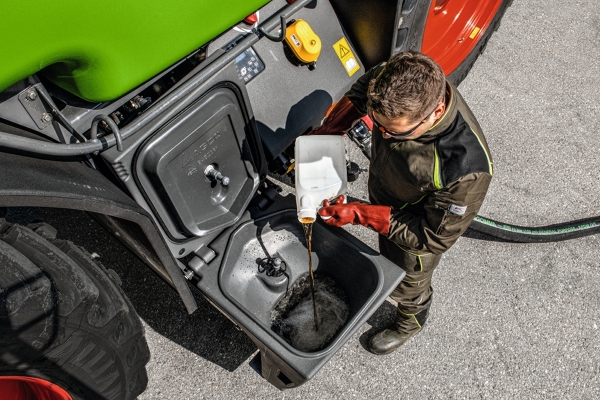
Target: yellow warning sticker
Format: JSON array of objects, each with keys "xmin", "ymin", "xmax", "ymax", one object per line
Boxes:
[
  {"xmin": 469, "ymin": 27, "xmax": 481, "ymax": 39},
  {"xmin": 333, "ymin": 37, "xmax": 360, "ymax": 77}
]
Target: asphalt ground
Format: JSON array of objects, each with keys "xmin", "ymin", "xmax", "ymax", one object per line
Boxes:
[{"xmin": 38, "ymin": 0, "xmax": 600, "ymax": 398}]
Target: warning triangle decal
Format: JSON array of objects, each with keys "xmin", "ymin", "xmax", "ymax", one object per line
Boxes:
[{"xmin": 339, "ymin": 44, "xmax": 350, "ymax": 58}]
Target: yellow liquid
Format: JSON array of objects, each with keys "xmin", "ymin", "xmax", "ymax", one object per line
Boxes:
[{"xmin": 302, "ymin": 221, "xmax": 319, "ymax": 331}]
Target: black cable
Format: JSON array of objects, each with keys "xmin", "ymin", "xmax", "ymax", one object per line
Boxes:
[
  {"xmin": 91, "ymin": 114, "xmax": 123, "ymax": 152},
  {"xmin": 257, "ymin": 15, "xmax": 286, "ymax": 42}
]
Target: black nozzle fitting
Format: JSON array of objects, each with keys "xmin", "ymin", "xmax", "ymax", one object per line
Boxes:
[{"xmin": 347, "ymin": 120, "xmax": 372, "ymax": 160}]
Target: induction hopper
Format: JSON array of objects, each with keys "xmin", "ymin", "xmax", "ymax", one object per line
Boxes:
[{"xmin": 218, "ymin": 210, "xmax": 405, "ymax": 389}]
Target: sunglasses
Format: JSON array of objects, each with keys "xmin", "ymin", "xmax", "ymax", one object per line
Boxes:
[{"xmin": 369, "ymin": 107, "xmax": 437, "ymax": 139}]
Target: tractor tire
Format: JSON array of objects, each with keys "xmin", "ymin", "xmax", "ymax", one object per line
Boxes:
[
  {"xmin": 419, "ymin": 0, "xmax": 514, "ymax": 86},
  {"xmin": 0, "ymin": 218, "xmax": 150, "ymax": 400}
]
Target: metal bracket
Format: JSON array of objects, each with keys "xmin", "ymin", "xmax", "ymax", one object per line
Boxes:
[
  {"xmin": 35, "ymin": 86, "xmax": 88, "ymax": 143},
  {"xmin": 17, "ymin": 86, "xmax": 87, "ymax": 143},
  {"xmin": 18, "ymin": 87, "xmax": 52, "ymax": 130}
]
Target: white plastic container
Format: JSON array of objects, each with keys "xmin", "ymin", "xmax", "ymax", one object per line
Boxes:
[{"xmin": 294, "ymin": 135, "xmax": 347, "ymax": 222}]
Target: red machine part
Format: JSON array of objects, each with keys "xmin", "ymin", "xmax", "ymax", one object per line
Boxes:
[
  {"xmin": 422, "ymin": 0, "xmax": 504, "ymax": 75},
  {"xmin": 243, "ymin": 13, "xmax": 258, "ymax": 24},
  {"xmin": 0, "ymin": 377, "xmax": 72, "ymax": 400}
]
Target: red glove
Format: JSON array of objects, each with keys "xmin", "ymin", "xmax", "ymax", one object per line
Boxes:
[
  {"xmin": 309, "ymin": 96, "xmax": 364, "ymax": 135},
  {"xmin": 318, "ymin": 195, "xmax": 391, "ymax": 236}
]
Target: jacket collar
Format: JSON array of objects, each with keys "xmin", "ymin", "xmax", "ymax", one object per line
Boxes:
[{"xmin": 417, "ymin": 80, "xmax": 457, "ymax": 141}]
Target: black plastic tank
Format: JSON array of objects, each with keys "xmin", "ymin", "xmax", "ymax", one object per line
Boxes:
[{"xmin": 195, "ymin": 205, "xmax": 405, "ymax": 389}]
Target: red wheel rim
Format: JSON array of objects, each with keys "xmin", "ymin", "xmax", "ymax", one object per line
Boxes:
[
  {"xmin": 422, "ymin": 0, "xmax": 504, "ymax": 75},
  {"xmin": 0, "ymin": 376, "xmax": 73, "ymax": 400}
]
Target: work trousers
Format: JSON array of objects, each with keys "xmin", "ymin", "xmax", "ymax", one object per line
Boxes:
[{"xmin": 378, "ymin": 235, "xmax": 443, "ymax": 335}]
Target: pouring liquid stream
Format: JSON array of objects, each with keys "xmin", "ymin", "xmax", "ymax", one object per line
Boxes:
[{"xmin": 301, "ymin": 218, "xmax": 319, "ymax": 331}]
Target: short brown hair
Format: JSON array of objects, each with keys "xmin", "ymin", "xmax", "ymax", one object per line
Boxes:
[{"xmin": 367, "ymin": 51, "xmax": 446, "ymax": 123}]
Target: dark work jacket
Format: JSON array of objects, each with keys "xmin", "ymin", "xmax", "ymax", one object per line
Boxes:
[{"xmin": 346, "ymin": 64, "xmax": 493, "ymax": 255}]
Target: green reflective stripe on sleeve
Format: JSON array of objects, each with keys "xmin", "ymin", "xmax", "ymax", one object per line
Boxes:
[
  {"xmin": 433, "ymin": 146, "xmax": 443, "ymax": 189},
  {"xmin": 470, "ymin": 128, "xmax": 493, "ymax": 175},
  {"xmin": 417, "ymin": 255, "xmax": 423, "ymax": 271},
  {"xmin": 397, "ymin": 195, "xmax": 425, "ymax": 211},
  {"xmin": 411, "ymin": 194, "xmax": 427, "ymax": 205}
]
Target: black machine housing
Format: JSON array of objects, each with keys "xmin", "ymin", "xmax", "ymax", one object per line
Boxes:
[{"xmin": 0, "ymin": 0, "xmax": 432, "ymax": 389}]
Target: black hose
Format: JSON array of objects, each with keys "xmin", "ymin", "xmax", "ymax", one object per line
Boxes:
[
  {"xmin": 258, "ymin": 15, "xmax": 287, "ymax": 42},
  {"xmin": 469, "ymin": 215, "xmax": 600, "ymax": 243}
]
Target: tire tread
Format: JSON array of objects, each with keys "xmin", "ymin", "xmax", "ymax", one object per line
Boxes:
[{"xmin": 0, "ymin": 219, "xmax": 149, "ymax": 400}]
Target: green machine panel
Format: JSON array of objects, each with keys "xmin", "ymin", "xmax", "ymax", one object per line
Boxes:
[{"xmin": 2, "ymin": 0, "xmax": 270, "ymax": 102}]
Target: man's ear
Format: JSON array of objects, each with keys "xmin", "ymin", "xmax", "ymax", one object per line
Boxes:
[{"xmin": 433, "ymin": 101, "xmax": 446, "ymax": 119}]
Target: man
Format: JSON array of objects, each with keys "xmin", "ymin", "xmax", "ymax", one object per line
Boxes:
[{"xmin": 314, "ymin": 51, "xmax": 493, "ymax": 355}]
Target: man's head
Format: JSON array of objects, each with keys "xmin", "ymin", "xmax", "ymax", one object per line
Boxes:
[{"xmin": 367, "ymin": 51, "xmax": 447, "ymax": 139}]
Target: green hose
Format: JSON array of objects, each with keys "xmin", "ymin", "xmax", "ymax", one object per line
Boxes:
[{"xmin": 469, "ymin": 215, "xmax": 600, "ymax": 243}]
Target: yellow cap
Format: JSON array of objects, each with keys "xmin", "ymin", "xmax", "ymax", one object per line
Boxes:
[{"xmin": 285, "ymin": 19, "xmax": 321, "ymax": 64}]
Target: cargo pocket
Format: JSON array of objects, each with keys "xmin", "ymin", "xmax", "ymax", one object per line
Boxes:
[{"xmin": 386, "ymin": 242, "xmax": 439, "ymax": 274}]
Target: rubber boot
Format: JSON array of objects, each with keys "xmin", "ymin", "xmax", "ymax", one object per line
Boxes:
[{"xmin": 368, "ymin": 308, "xmax": 429, "ymax": 355}]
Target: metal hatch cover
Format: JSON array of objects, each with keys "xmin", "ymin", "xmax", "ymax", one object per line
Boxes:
[{"xmin": 135, "ymin": 84, "xmax": 260, "ymax": 238}]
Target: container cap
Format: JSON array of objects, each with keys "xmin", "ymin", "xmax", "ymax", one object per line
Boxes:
[{"xmin": 297, "ymin": 208, "xmax": 317, "ymax": 223}]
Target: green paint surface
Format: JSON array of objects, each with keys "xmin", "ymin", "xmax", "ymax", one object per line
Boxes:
[{"xmin": 2, "ymin": 0, "xmax": 269, "ymax": 102}]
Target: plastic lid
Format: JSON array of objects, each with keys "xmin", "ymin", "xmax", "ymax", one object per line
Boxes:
[{"xmin": 297, "ymin": 208, "xmax": 317, "ymax": 223}]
